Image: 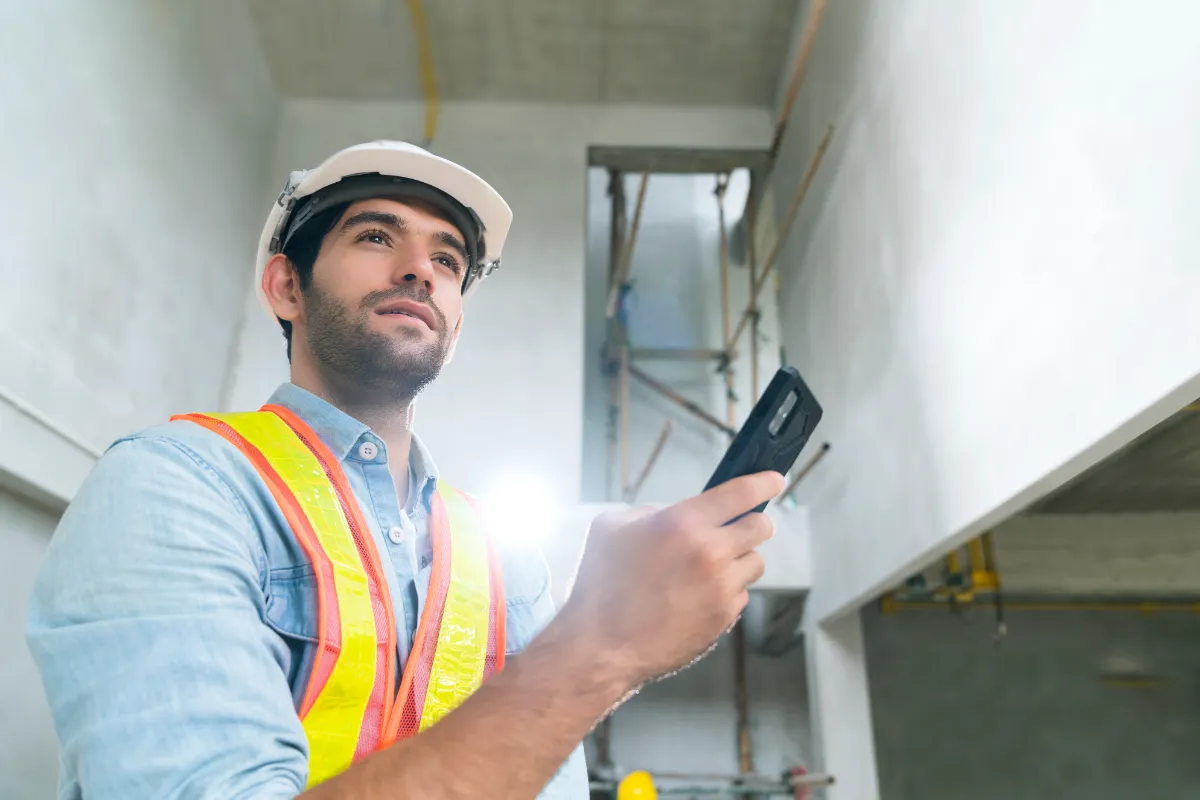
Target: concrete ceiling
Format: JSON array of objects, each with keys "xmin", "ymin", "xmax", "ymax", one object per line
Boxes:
[
  {"xmin": 246, "ymin": 0, "xmax": 798, "ymax": 105},
  {"xmin": 1032, "ymin": 404, "xmax": 1200, "ymax": 514}
]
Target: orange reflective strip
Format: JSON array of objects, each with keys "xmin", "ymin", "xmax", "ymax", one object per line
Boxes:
[
  {"xmin": 463, "ymin": 491, "xmax": 506, "ymax": 677},
  {"xmin": 172, "ymin": 413, "xmax": 342, "ymax": 714},
  {"xmin": 176, "ymin": 410, "xmax": 392, "ymax": 787},
  {"xmin": 419, "ymin": 483, "xmax": 492, "ymax": 730},
  {"xmin": 488, "ymin": 530, "xmax": 507, "ymax": 675},
  {"xmin": 382, "ymin": 489, "xmax": 452, "ymax": 745},
  {"xmin": 382, "ymin": 483, "xmax": 502, "ymax": 743},
  {"xmin": 264, "ymin": 405, "xmax": 397, "ymax": 753}
]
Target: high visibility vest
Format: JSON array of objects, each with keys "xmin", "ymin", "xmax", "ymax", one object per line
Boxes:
[{"xmin": 172, "ymin": 404, "xmax": 506, "ymax": 787}]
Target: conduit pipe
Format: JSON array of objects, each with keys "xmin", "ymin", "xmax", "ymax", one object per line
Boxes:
[
  {"xmin": 0, "ymin": 385, "xmax": 103, "ymax": 459},
  {"xmin": 405, "ymin": 0, "xmax": 439, "ymax": 147}
]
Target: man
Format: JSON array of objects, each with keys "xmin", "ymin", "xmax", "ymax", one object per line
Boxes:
[{"xmin": 27, "ymin": 141, "xmax": 782, "ymax": 799}]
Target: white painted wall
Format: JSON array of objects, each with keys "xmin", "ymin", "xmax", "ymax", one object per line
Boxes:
[
  {"xmin": 0, "ymin": 492, "xmax": 61, "ymax": 798},
  {"xmin": 0, "ymin": 0, "xmax": 279, "ymax": 507},
  {"xmin": 767, "ymin": 0, "xmax": 1200, "ymax": 621},
  {"xmin": 0, "ymin": 2, "xmax": 278, "ymax": 793},
  {"xmin": 228, "ymin": 100, "xmax": 772, "ymax": 506}
]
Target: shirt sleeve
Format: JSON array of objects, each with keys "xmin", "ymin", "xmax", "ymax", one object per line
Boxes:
[
  {"xmin": 507, "ymin": 547, "xmax": 591, "ymax": 800},
  {"xmin": 25, "ymin": 435, "xmax": 309, "ymax": 799}
]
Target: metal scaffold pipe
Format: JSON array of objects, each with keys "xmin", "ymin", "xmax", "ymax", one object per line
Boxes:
[{"xmin": 725, "ymin": 126, "xmax": 834, "ymax": 359}]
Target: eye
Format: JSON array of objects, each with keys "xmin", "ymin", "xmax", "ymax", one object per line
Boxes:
[
  {"xmin": 434, "ymin": 254, "xmax": 463, "ymax": 275},
  {"xmin": 356, "ymin": 228, "xmax": 392, "ymax": 247}
]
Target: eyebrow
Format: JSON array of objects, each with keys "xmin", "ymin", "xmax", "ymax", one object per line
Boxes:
[{"xmin": 342, "ymin": 210, "xmax": 469, "ymax": 264}]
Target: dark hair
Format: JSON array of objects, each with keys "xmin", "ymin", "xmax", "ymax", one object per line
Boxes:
[{"xmin": 277, "ymin": 202, "xmax": 349, "ymax": 361}]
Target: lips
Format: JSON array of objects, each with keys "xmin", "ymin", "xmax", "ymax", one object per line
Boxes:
[{"xmin": 374, "ymin": 299, "xmax": 436, "ymax": 330}]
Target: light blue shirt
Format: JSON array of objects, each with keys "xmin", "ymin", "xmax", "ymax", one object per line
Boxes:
[{"xmin": 26, "ymin": 383, "xmax": 588, "ymax": 799}]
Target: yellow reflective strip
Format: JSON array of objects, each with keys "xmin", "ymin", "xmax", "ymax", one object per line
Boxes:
[
  {"xmin": 419, "ymin": 481, "xmax": 491, "ymax": 731},
  {"xmin": 206, "ymin": 412, "xmax": 377, "ymax": 786}
]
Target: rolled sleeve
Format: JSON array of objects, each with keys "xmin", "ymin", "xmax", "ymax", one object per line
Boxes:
[
  {"xmin": 26, "ymin": 436, "xmax": 308, "ymax": 799},
  {"xmin": 504, "ymin": 546, "xmax": 590, "ymax": 800}
]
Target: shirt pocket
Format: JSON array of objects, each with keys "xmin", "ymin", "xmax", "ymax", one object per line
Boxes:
[
  {"xmin": 265, "ymin": 564, "xmax": 319, "ymax": 701},
  {"xmin": 265, "ymin": 564, "xmax": 319, "ymax": 642}
]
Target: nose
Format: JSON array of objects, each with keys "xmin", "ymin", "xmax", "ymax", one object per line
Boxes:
[{"xmin": 392, "ymin": 240, "xmax": 436, "ymax": 293}]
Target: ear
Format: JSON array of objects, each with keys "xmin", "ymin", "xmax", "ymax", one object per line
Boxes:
[
  {"xmin": 262, "ymin": 253, "xmax": 302, "ymax": 325},
  {"xmin": 443, "ymin": 313, "xmax": 464, "ymax": 365}
]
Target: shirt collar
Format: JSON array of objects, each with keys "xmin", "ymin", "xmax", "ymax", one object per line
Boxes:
[{"xmin": 265, "ymin": 383, "xmax": 440, "ymax": 502}]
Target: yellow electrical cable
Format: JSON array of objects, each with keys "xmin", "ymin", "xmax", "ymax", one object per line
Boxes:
[{"xmin": 405, "ymin": 0, "xmax": 438, "ymax": 147}]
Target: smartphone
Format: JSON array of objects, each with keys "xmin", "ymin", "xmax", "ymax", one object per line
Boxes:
[{"xmin": 703, "ymin": 366, "xmax": 823, "ymax": 517}]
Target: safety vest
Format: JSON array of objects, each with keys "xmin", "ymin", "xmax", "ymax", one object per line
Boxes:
[{"xmin": 172, "ymin": 404, "xmax": 506, "ymax": 787}]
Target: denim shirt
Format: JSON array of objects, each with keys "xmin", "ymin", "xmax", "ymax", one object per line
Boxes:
[{"xmin": 26, "ymin": 383, "xmax": 588, "ymax": 799}]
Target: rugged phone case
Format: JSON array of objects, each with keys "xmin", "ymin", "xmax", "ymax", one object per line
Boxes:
[{"xmin": 704, "ymin": 366, "xmax": 823, "ymax": 517}]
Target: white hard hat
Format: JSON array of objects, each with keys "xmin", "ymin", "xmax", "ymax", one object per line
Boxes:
[{"xmin": 254, "ymin": 140, "xmax": 512, "ymax": 317}]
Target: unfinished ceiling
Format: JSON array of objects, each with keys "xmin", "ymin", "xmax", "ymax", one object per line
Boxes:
[
  {"xmin": 246, "ymin": 0, "xmax": 797, "ymax": 105},
  {"xmin": 1032, "ymin": 404, "xmax": 1200, "ymax": 514}
]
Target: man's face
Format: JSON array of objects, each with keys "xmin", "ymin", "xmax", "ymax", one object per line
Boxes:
[{"xmin": 296, "ymin": 197, "xmax": 468, "ymax": 398}]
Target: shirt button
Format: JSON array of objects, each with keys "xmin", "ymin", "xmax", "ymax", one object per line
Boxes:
[
  {"xmin": 388, "ymin": 525, "xmax": 406, "ymax": 544},
  {"xmin": 358, "ymin": 441, "xmax": 379, "ymax": 460}
]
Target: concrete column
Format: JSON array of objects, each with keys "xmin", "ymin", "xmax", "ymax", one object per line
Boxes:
[{"xmin": 804, "ymin": 610, "xmax": 879, "ymax": 800}]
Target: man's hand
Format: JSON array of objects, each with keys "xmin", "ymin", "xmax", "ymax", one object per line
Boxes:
[
  {"xmin": 558, "ymin": 470, "xmax": 785, "ymax": 693},
  {"xmin": 304, "ymin": 471, "xmax": 784, "ymax": 800}
]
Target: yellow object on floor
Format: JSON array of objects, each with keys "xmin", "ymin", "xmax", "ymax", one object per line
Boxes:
[{"xmin": 617, "ymin": 770, "xmax": 658, "ymax": 800}]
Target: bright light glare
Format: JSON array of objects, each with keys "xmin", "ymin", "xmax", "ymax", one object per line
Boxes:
[{"xmin": 481, "ymin": 471, "xmax": 560, "ymax": 545}]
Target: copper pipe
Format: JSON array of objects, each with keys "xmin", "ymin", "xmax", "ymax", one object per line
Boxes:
[
  {"xmin": 726, "ymin": 126, "xmax": 834, "ymax": 357},
  {"xmin": 593, "ymin": 718, "xmax": 613, "ymax": 775},
  {"xmin": 781, "ymin": 442, "xmax": 830, "ymax": 498},
  {"xmin": 745, "ymin": 188, "xmax": 761, "ymax": 403},
  {"xmin": 732, "ymin": 621, "xmax": 754, "ymax": 790},
  {"xmin": 716, "ymin": 174, "xmax": 736, "ymax": 431},
  {"xmin": 626, "ymin": 420, "xmax": 674, "ymax": 503},
  {"xmin": 769, "ymin": 0, "xmax": 829, "ymax": 159},
  {"xmin": 604, "ymin": 171, "xmax": 626, "ymax": 502},
  {"xmin": 606, "ymin": 172, "xmax": 650, "ymax": 319},
  {"xmin": 629, "ymin": 364, "xmax": 737, "ymax": 437},
  {"xmin": 620, "ymin": 343, "xmax": 630, "ymax": 493},
  {"xmin": 631, "ymin": 347, "xmax": 726, "ymax": 361}
]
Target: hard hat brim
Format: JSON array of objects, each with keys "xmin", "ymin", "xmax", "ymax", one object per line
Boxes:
[{"xmin": 254, "ymin": 141, "xmax": 512, "ymax": 316}]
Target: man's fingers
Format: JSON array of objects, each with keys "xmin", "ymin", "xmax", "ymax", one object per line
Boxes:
[
  {"xmin": 718, "ymin": 511, "xmax": 775, "ymax": 559},
  {"xmin": 727, "ymin": 550, "xmax": 767, "ymax": 593},
  {"xmin": 683, "ymin": 471, "xmax": 785, "ymax": 524}
]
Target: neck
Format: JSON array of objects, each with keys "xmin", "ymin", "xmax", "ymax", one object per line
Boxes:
[{"xmin": 291, "ymin": 359, "xmax": 416, "ymax": 506}]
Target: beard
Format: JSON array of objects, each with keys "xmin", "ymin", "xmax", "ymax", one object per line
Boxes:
[{"xmin": 303, "ymin": 282, "xmax": 452, "ymax": 402}]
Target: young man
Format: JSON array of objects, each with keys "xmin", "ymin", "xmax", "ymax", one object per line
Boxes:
[{"xmin": 27, "ymin": 141, "xmax": 783, "ymax": 799}]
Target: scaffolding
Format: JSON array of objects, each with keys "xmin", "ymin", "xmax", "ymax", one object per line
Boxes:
[
  {"xmin": 592, "ymin": 1, "xmax": 833, "ymax": 791},
  {"xmin": 596, "ymin": 128, "xmax": 837, "ymax": 800}
]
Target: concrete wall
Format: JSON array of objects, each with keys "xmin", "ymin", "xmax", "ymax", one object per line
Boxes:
[
  {"xmin": 0, "ymin": 491, "xmax": 59, "ymax": 799},
  {"xmin": 899, "ymin": 511, "xmax": 1200, "ymax": 597},
  {"xmin": 866, "ymin": 605, "xmax": 1200, "ymax": 800},
  {"xmin": 228, "ymin": 99, "xmax": 772, "ymax": 506},
  {"xmin": 0, "ymin": 2, "xmax": 277, "ymax": 793},
  {"xmin": 767, "ymin": 0, "xmax": 1200, "ymax": 621},
  {"xmin": 0, "ymin": 0, "xmax": 279, "ymax": 507},
  {"xmin": 992, "ymin": 512, "xmax": 1200, "ymax": 597}
]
